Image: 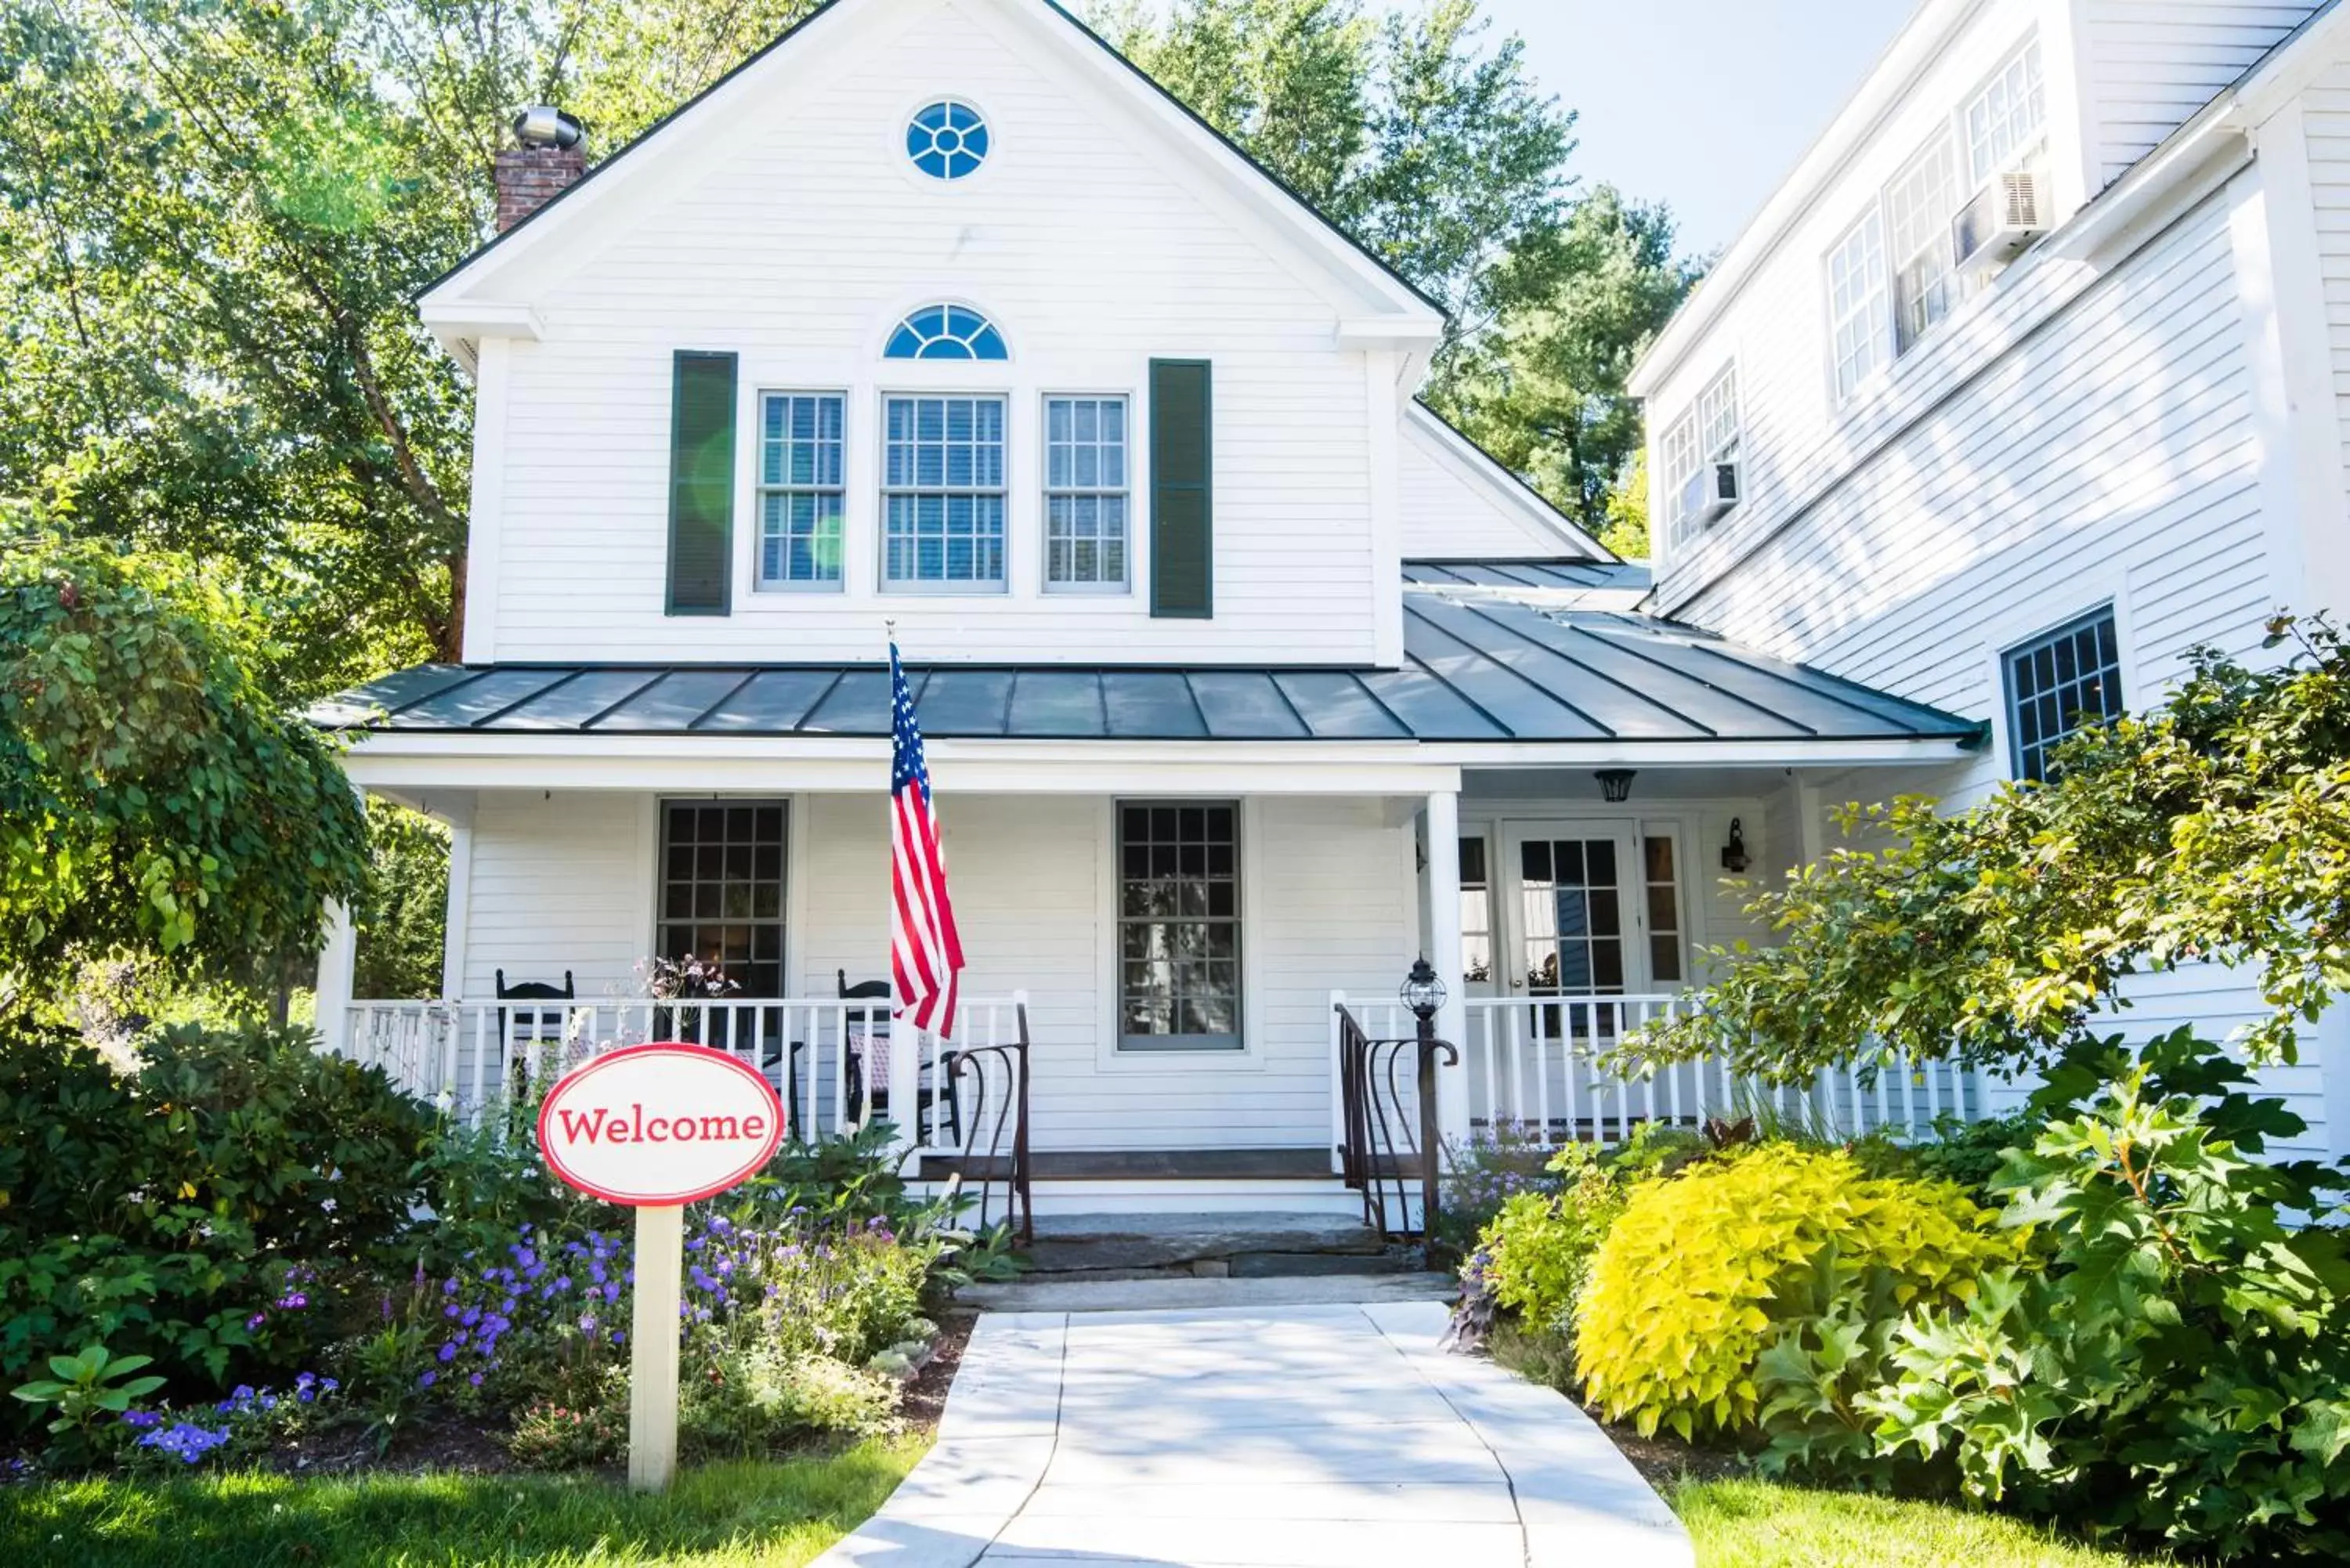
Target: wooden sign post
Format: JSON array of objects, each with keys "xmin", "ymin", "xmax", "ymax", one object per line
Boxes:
[{"xmin": 537, "ymin": 1043, "xmax": 785, "ymax": 1493}]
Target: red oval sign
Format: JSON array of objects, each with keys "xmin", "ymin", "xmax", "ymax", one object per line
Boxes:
[{"xmin": 536, "ymin": 1043, "xmax": 786, "ymax": 1206}]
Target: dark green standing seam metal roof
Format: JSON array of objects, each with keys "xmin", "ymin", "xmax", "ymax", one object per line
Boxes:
[
  {"xmin": 314, "ymin": 604, "xmax": 1979, "ymax": 746},
  {"xmin": 1402, "ymin": 558, "xmax": 1654, "ymax": 592}
]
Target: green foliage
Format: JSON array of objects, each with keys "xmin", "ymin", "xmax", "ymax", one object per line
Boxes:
[
  {"xmin": 351, "ymin": 806, "xmax": 449, "ymax": 1001},
  {"xmin": 682, "ymin": 1346, "xmax": 901, "ymax": 1459},
  {"xmin": 0, "ymin": 1020, "xmax": 436, "ymax": 1415},
  {"xmin": 1434, "ymin": 1120, "xmax": 1565, "ymax": 1256},
  {"xmin": 1861, "ymin": 1031, "xmax": 2350, "ymax": 1560},
  {"xmin": 1629, "ymin": 616, "xmax": 2350, "ymax": 1082},
  {"xmin": 1575, "ymin": 1144, "xmax": 2022, "ymax": 1442},
  {"xmin": 0, "ymin": 527, "xmax": 371, "ymax": 999},
  {"xmin": 1904, "ymin": 1110, "xmax": 2039, "ymax": 1200},
  {"xmin": 10, "ymin": 1344, "xmax": 167, "ymax": 1463},
  {"xmin": 1429, "ymin": 187, "xmax": 1701, "ymax": 536},
  {"xmin": 1477, "ymin": 1142, "xmax": 1627, "ymax": 1335},
  {"xmin": 504, "ymin": 1375, "xmax": 629, "ymax": 1469}
]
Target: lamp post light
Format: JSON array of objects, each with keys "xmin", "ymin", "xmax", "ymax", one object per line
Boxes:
[{"xmin": 1400, "ymin": 956, "xmax": 1449, "ymax": 1240}]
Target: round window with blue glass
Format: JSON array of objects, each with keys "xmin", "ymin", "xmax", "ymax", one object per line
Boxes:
[{"xmin": 906, "ymin": 100, "xmax": 989, "ymax": 180}]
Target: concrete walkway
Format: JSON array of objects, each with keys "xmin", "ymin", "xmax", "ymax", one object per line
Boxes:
[{"xmin": 815, "ymin": 1301, "xmax": 1694, "ymax": 1568}]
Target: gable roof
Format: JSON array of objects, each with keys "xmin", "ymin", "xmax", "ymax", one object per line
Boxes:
[{"xmin": 421, "ymin": 0, "xmax": 1444, "ymax": 349}]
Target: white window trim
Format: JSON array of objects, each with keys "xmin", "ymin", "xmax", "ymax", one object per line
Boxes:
[
  {"xmin": 1091, "ymin": 797, "xmax": 1268, "ymax": 1071},
  {"xmin": 1826, "ymin": 209, "xmax": 1891, "ymax": 408},
  {"xmin": 1977, "ymin": 565, "xmax": 2136, "ymax": 784},
  {"xmin": 1039, "ymin": 389, "xmax": 1133, "ymax": 596},
  {"xmin": 877, "ymin": 388, "xmax": 1014, "ymax": 596},
  {"xmin": 754, "ymin": 389, "xmax": 849, "ymax": 594},
  {"xmin": 1658, "ymin": 361, "xmax": 1738, "ymax": 549},
  {"xmin": 1822, "ymin": 31, "xmax": 2048, "ymax": 415}
]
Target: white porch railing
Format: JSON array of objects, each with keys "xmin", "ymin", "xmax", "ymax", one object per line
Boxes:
[
  {"xmin": 1332, "ymin": 992, "xmax": 1990, "ymax": 1152},
  {"xmin": 334, "ymin": 994, "xmax": 1022, "ymax": 1153}
]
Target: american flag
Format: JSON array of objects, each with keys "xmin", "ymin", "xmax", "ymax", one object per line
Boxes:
[{"xmin": 889, "ymin": 641, "xmax": 965, "ymax": 1039}]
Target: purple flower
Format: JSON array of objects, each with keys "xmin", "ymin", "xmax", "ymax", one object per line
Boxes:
[
  {"xmin": 246, "ymin": 1313, "xmax": 266, "ymax": 1332},
  {"xmin": 468, "ymin": 1372, "xmax": 484, "ymax": 1388},
  {"xmin": 418, "ymin": 1370, "xmax": 437, "ymax": 1389},
  {"xmin": 121, "ymin": 1410, "xmax": 163, "ymax": 1429},
  {"xmin": 137, "ymin": 1421, "xmax": 230, "ymax": 1464},
  {"xmin": 438, "ymin": 1342, "xmax": 458, "ymax": 1363}
]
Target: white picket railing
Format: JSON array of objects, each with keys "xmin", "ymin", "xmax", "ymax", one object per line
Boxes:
[
  {"xmin": 1332, "ymin": 991, "xmax": 1989, "ymax": 1152},
  {"xmin": 335, "ymin": 994, "xmax": 1022, "ymax": 1152}
]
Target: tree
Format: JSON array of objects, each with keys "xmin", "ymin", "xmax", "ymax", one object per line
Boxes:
[
  {"xmin": 1625, "ymin": 615, "xmax": 2350, "ymax": 1083},
  {"xmin": 1426, "ymin": 187, "xmax": 1701, "ymax": 543},
  {"xmin": 0, "ymin": 0, "xmax": 823, "ymax": 695},
  {"xmin": 352, "ymin": 806, "xmax": 451, "ymax": 1000},
  {"xmin": 0, "ymin": 510, "xmax": 371, "ymax": 1010}
]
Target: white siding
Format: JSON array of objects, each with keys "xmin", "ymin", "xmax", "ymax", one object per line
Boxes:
[
  {"xmin": 458, "ymin": 790, "xmax": 654, "ymax": 999},
  {"xmin": 1650, "ymin": 179, "xmax": 2333, "ymax": 1161},
  {"xmin": 2083, "ymin": 2, "xmax": 2319, "ymax": 186},
  {"xmin": 2308, "ymin": 61, "xmax": 2350, "ymax": 502},
  {"xmin": 475, "ymin": 0, "xmax": 1394, "ymax": 666},
  {"xmin": 1397, "ymin": 414, "xmax": 1578, "ymax": 558},
  {"xmin": 457, "ymin": 789, "xmax": 1414, "ymax": 1153}
]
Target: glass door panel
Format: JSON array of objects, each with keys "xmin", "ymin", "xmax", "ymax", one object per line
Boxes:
[{"xmin": 1507, "ymin": 826, "xmax": 1636, "ymax": 999}]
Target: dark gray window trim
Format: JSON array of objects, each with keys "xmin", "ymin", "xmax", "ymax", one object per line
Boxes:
[
  {"xmin": 1115, "ymin": 798, "xmax": 1243, "ymax": 1053},
  {"xmin": 2001, "ymin": 605, "xmax": 2123, "ymax": 782}
]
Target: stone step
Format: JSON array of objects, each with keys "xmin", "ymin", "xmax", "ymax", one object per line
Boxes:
[
  {"xmin": 1016, "ymin": 1210, "xmax": 1408, "ymax": 1281},
  {"xmin": 956, "ymin": 1271, "xmax": 1460, "ymax": 1315}
]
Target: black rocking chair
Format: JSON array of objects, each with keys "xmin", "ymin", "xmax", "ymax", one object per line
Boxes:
[
  {"xmin": 838, "ymin": 971, "xmax": 960, "ymax": 1144},
  {"xmin": 494, "ymin": 970, "xmax": 574, "ymax": 1103}
]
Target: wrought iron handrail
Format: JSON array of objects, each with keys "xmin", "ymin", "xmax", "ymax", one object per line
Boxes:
[
  {"xmin": 942, "ymin": 1002, "xmax": 1033, "ymax": 1245},
  {"xmin": 1333, "ymin": 1003, "xmax": 1455, "ymax": 1241}
]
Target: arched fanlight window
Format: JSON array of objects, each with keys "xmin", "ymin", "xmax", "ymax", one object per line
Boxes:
[
  {"xmin": 906, "ymin": 100, "xmax": 989, "ymax": 179},
  {"xmin": 884, "ymin": 303, "xmax": 1009, "ymax": 361}
]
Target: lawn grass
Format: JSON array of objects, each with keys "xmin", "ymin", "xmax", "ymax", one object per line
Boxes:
[
  {"xmin": 1672, "ymin": 1478, "xmax": 2168, "ymax": 1566},
  {"xmin": 0, "ymin": 1436, "xmax": 926, "ymax": 1568}
]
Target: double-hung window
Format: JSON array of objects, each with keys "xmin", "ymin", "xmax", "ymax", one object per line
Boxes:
[
  {"xmin": 758, "ymin": 393, "xmax": 845, "ymax": 587},
  {"xmin": 1966, "ymin": 40, "xmax": 2046, "ymax": 185},
  {"xmin": 1044, "ymin": 396, "xmax": 1130, "ymax": 591},
  {"xmin": 1118, "ymin": 803, "xmax": 1241, "ymax": 1051},
  {"xmin": 1885, "ymin": 134, "xmax": 1959, "ymax": 353},
  {"xmin": 1824, "ymin": 34, "xmax": 2047, "ymax": 404},
  {"xmin": 2004, "ymin": 609, "xmax": 2123, "ymax": 782},
  {"xmin": 884, "ymin": 395, "xmax": 1007, "ymax": 588},
  {"xmin": 1658, "ymin": 363, "xmax": 1740, "ymax": 547},
  {"xmin": 657, "ymin": 801, "xmax": 786, "ymax": 999},
  {"xmin": 1828, "ymin": 211, "xmax": 1889, "ymax": 404}
]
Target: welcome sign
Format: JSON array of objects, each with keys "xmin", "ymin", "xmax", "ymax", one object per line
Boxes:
[
  {"xmin": 537, "ymin": 1044, "xmax": 786, "ymax": 1206},
  {"xmin": 536, "ymin": 1042, "xmax": 786, "ymax": 1493}
]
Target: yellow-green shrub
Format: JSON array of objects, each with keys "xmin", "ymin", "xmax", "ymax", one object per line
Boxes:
[{"xmin": 1574, "ymin": 1144, "xmax": 2021, "ymax": 1441}]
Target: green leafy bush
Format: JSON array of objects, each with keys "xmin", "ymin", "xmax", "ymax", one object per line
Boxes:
[
  {"xmin": 1861, "ymin": 1031, "xmax": 2350, "ymax": 1560},
  {"xmin": 680, "ymin": 1346, "xmax": 899, "ymax": 1458},
  {"xmin": 0, "ymin": 1021, "xmax": 437, "ymax": 1418},
  {"xmin": 1479, "ymin": 1143, "xmax": 1629, "ymax": 1335},
  {"xmin": 1575, "ymin": 1143, "xmax": 2021, "ymax": 1441}
]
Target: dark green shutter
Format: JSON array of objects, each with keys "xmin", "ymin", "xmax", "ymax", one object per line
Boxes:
[
  {"xmin": 1149, "ymin": 358, "xmax": 1213, "ymax": 619},
  {"xmin": 666, "ymin": 350, "xmax": 737, "ymax": 615}
]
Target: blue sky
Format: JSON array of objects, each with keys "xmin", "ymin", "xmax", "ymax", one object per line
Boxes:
[{"xmin": 1477, "ymin": 0, "xmax": 1914, "ymax": 255}]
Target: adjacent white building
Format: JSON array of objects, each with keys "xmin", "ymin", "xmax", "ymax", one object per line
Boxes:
[
  {"xmin": 312, "ymin": 0, "xmax": 2350, "ymax": 1218},
  {"xmin": 1631, "ymin": 0, "xmax": 2350, "ymax": 1161}
]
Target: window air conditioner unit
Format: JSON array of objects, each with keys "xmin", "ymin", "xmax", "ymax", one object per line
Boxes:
[
  {"xmin": 1952, "ymin": 169, "xmax": 2048, "ymax": 276},
  {"xmin": 1679, "ymin": 461, "xmax": 1741, "ymax": 526}
]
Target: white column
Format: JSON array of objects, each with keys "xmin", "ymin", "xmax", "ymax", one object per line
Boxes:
[
  {"xmin": 314, "ymin": 899, "xmax": 356, "ymax": 1058},
  {"xmin": 440, "ymin": 824, "xmax": 473, "ymax": 1000},
  {"xmin": 889, "ymin": 1010, "xmax": 925, "ymax": 1162},
  {"xmin": 1425, "ymin": 789, "xmax": 1472, "ymax": 1147}
]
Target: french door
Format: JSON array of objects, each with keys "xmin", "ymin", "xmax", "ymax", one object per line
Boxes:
[{"xmin": 1498, "ymin": 820, "xmax": 1685, "ymax": 1001}]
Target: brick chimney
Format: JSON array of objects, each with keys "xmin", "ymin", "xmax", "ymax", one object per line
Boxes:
[{"xmin": 494, "ymin": 107, "xmax": 586, "ymax": 233}]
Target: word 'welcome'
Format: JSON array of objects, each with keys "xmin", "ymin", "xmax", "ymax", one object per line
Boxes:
[{"xmin": 553, "ymin": 1105, "xmax": 769, "ymax": 1146}]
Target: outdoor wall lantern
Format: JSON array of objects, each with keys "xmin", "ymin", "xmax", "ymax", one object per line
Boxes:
[
  {"xmin": 1594, "ymin": 768, "xmax": 1636, "ymax": 804},
  {"xmin": 1721, "ymin": 817, "xmax": 1752, "ymax": 874},
  {"xmin": 1401, "ymin": 956, "xmax": 1448, "ymax": 1024}
]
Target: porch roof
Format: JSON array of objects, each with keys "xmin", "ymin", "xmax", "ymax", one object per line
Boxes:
[{"xmin": 314, "ymin": 602, "xmax": 1982, "ymax": 748}]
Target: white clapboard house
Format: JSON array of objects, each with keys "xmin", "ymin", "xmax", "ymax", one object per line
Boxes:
[
  {"xmin": 311, "ymin": 0, "xmax": 2346, "ymax": 1217},
  {"xmin": 1627, "ymin": 0, "xmax": 2350, "ymax": 1167}
]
